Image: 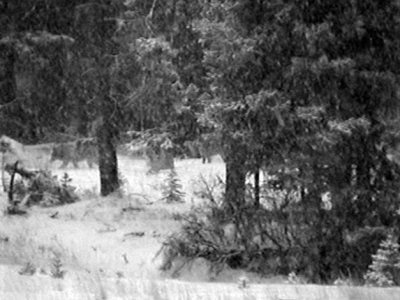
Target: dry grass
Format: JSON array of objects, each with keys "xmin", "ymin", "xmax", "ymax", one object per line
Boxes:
[
  {"xmin": 0, "ymin": 218, "xmax": 79, "ymax": 272},
  {"xmin": 0, "ymin": 265, "xmax": 399, "ymax": 300}
]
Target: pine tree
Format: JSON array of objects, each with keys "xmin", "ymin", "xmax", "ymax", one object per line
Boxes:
[
  {"xmin": 365, "ymin": 234, "xmax": 400, "ymax": 286},
  {"xmin": 161, "ymin": 168, "xmax": 185, "ymax": 203},
  {"xmin": 197, "ymin": 0, "xmax": 400, "ymax": 281}
]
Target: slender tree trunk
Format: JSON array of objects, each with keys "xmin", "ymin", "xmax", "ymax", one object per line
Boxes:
[{"xmin": 254, "ymin": 168, "xmax": 260, "ymax": 207}]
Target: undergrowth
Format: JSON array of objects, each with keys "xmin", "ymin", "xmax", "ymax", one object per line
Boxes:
[
  {"xmin": 7, "ymin": 170, "xmax": 79, "ymax": 209},
  {"xmin": 157, "ymin": 203, "xmax": 280, "ymax": 278},
  {"xmin": 158, "ymin": 181, "xmax": 394, "ymax": 284}
]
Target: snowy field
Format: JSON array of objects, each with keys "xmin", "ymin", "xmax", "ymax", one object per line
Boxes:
[{"xmin": 0, "ymin": 155, "xmax": 399, "ymax": 299}]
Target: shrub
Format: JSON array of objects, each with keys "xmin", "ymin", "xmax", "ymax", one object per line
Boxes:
[
  {"xmin": 18, "ymin": 261, "xmax": 36, "ymax": 276},
  {"xmin": 192, "ymin": 174, "xmax": 224, "ymax": 205},
  {"xmin": 157, "ymin": 203, "xmax": 283, "ymax": 277},
  {"xmin": 8, "ymin": 169, "xmax": 79, "ymax": 209},
  {"xmin": 160, "ymin": 169, "xmax": 399, "ymax": 283},
  {"xmin": 157, "ymin": 205, "xmax": 237, "ymax": 277},
  {"xmin": 159, "ymin": 187, "xmax": 391, "ymax": 283}
]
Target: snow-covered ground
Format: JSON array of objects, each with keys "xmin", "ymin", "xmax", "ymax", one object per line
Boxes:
[{"xmin": 0, "ymin": 155, "xmax": 399, "ymax": 299}]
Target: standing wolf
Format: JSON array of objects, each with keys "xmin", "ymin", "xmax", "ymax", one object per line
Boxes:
[
  {"xmin": 51, "ymin": 138, "xmax": 98, "ymax": 168},
  {"xmin": 144, "ymin": 135, "xmax": 175, "ymax": 174}
]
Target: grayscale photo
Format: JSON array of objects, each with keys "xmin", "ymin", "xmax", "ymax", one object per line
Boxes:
[{"xmin": 0, "ymin": 0, "xmax": 400, "ymax": 299}]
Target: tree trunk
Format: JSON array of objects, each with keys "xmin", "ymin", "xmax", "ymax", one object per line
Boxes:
[
  {"xmin": 224, "ymin": 141, "xmax": 248, "ymax": 214},
  {"xmin": 254, "ymin": 168, "xmax": 260, "ymax": 207},
  {"xmin": 96, "ymin": 70, "xmax": 119, "ymax": 196},
  {"xmin": 97, "ymin": 119, "xmax": 119, "ymax": 196},
  {"xmin": 75, "ymin": 2, "xmax": 121, "ymax": 196}
]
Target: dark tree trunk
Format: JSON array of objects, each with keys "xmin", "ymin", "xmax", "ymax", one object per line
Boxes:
[
  {"xmin": 224, "ymin": 141, "xmax": 248, "ymax": 214},
  {"xmin": 254, "ymin": 168, "xmax": 260, "ymax": 207},
  {"xmin": 75, "ymin": 2, "xmax": 121, "ymax": 196},
  {"xmin": 96, "ymin": 66, "xmax": 119, "ymax": 196},
  {"xmin": 97, "ymin": 119, "xmax": 119, "ymax": 196}
]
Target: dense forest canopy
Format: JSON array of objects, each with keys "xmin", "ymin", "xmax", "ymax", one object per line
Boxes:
[{"xmin": 1, "ymin": 0, "xmax": 400, "ymax": 283}]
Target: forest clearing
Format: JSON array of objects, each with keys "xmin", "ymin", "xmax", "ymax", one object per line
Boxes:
[
  {"xmin": 0, "ymin": 156, "xmax": 399, "ymax": 299},
  {"xmin": 2, "ymin": 0, "xmax": 400, "ymax": 299}
]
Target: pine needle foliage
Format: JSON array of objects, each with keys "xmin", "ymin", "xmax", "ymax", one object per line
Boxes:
[
  {"xmin": 161, "ymin": 168, "xmax": 185, "ymax": 203},
  {"xmin": 50, "ymin": 253, "xmax": 66, "ymax": 279},
  {"xmin": 365, "ymin": 234, "xmax": 400, "ymax": 286}
]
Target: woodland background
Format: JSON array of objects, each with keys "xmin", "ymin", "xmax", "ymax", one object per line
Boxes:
[{"xmin": 1, "ymin": 0, "xmax": 400, "ymax": 285}]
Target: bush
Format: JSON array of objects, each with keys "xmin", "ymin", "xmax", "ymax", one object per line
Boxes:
[
  {"xmin": 192, "ymin": 174, "xmax": 224, "ymax": 205},
  {"xmin": 158, "ymin": 204, "xmax": 241, "ymax": 277},
  {"xmin": 159, "ymin": 181, "xmax": 395, "ymax": 283},
  {"xmin": 158, "ymin": 202, "xmax": 288, "ymax": 277},
  {"xmin": 8, "ymin": 169, "xmax": 79, "ymax": 209}
]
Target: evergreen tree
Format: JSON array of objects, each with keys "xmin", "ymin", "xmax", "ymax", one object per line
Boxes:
[
  {"xmin": 161, "ymin": 168, "xmax": 185, "ymax": 203},
  {"xmin": 365, "ymin": 234, "xmax": 400, "ymax": 287},
  {"xmin": 120, "ymin": 0, "xmax": 205, "ymax": 142},
  {"xmin": 195, "ymin": 0, "xmax": 400, "ymax": 281},
  {"xmin": 0, "ymin": 1, "xmax": 79, "ymax": 142},
  {"xmin": 0, "ymin": 0, "xmax": 124, "ymax": 195}
]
